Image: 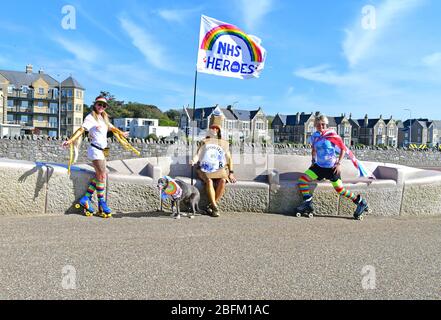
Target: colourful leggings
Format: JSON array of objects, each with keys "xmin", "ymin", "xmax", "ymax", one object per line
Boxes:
[
  {"xmin": 85, "ymin": 178, "xmax": 106, "ymax": 201},
  {"xmin": 298, "ymin": 170, "xmax": 358, "ymax": 202}
]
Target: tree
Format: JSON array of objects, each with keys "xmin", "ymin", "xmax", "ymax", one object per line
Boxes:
[
  {"xmin": 147, "ymin": 133, "xmax": 158, "ymax": 142},
  {"xmin": 165, "ymin": 109, "xmax": 181, "ymax": 123},
  {"xmin": 267, "ymin": 115, "xmax": 275, "ymax": 127}
]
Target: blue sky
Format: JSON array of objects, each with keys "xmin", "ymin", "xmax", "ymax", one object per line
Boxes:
[{"xmin": 1, "ymin": 0, "xmax": 440, "ymax": 120}]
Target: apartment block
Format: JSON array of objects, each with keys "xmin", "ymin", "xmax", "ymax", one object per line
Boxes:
[{"xmin": 0, "ymin": 64, "xmax": 84, "ymax": 137}]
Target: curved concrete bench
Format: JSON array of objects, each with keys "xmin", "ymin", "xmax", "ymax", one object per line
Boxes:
[{"xmin": 1, "ymin": 156, "xmax": 441, "ymax": 217}]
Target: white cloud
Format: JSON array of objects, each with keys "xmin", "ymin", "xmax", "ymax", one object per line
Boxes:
[
  {"xmin": 343, "ymin": 0, "xmax": 424, "ymax": 67},
  {"xmin": 156, "ymin": 7, "xmax": 201, "ymax": 24},
  {"xmin": 119, "ymin": 15, "xmax": 174, "ymax": 72},
  {"xmin": 291, "ymin": 0, "xmax": 441, "ymax": 118},
  {"xmin": 294, "ymin": 65, "xmax": 365, "ymax": 86},
  {"xmin": 53, "ymin": 37, "xmax": 100, "ymax": 63},
  {"xmin": 238, "ymin": 0, "xmax": 273, "ymax": 31},
  {"xmin": 422, "ymin": 52, "xmax": 441, "ymax": 67}
]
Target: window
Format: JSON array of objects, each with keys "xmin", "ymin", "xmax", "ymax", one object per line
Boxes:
[
  {"xmin": 22, "ymin": 86, "xmax": 29, "ymax": 93},
  {"xmin": 37, "ymin": 101, "xmax": 44, "ymax": 108},
  {"xmin": 75, "ymin": 117, "xmax": 82, "ymax": 125},
  {"xmin": 126, "ymin": 120, "xmax": 131, "ymax": 126},
  {"xmin": 48, "ymin": 130, "xmax": 57, "ymax": 137},
  {"xmin": 21, "ymin": 100, "xmax": 29, "ymax": 108},
  {"xmin": 75, "ymin": 104, "xmax": 82, "ymax": 112},
  {"xmin": 50, "ymin": 103, "xmax": 58, "ymax": 113},
  {"xmin": 378, "ymin": 127, "xmax": 383, "ymax": 135},
  {"xmin": 67, "ymin": 89, "xmax": 73, "ymax": 97},
  {"xmin": 7, "ymin": 99, "xmax": 13, "ymax": 108},
  {"xmin": 152, "ymin": 128, "xmax": 157, "ymax": 134},
  {"xmin": 7, "ymin": 114, "xmax": 14, "ymax": 122},
  {"xmin": 37, "ymin": 116, "xmax": 44, "ymax": 122},
  {"xmin": 76, "ymin": 90, "xmax": 82, "ymax": 99},
  {"xmin": 66, "ymin": 117, "xmax": 72, "ymax": 125},
  {"xmin": 21, "ymin": 115, "xmax": 29, "ymax": 123},
  {"xmin": 8, "ymin": 85, "xmax": 14, "ymax": 94},
  {"xmin": 345, "ymin": 126, "xmax": 350, "ymax": 134},
  {"xmin": 242, "ymin": 122, "xmax": 248, "ymax": 130},
  {"xmin": 38, "ymin": 88, "xmax": 44, "ymax": 95}
]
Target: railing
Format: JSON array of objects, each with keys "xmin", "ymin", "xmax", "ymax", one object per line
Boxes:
[{"xmin": 7, "ymin": 107, "xmax": 32, "ymax": 113}]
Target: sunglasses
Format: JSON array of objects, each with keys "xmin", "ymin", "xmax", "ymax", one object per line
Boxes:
[{"xmin": 96, "ymin": 103, "xmax": 107, "ymax": 108}]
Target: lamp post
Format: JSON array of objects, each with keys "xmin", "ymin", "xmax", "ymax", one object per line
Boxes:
[
  {"xmin": 57, "ymin": 75, "xmax": 62, "ymax": 138},
  {"xmin": 404, "ymin": 108, "xmax": 412, "ymax": 146}
]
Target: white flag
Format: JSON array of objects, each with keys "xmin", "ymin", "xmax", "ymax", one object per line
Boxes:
[{"xmin": 197, "ymin": 15, "xmax": 267, "ymax": 79}]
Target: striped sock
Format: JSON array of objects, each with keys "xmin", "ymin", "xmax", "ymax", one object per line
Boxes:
[
  {"xmin": 298, "ymin": 169, "xmax": 318, "ymax": 200},
  {"xmin": 85, "ymin": 178, "xmax": 97, "ymax": 198},
  {"xmin": 95, "ymin": 180, "xmax": 106, "ymax": 202},
  {"xmin": 331, "ymin": 179, "xmax": 358, "ymax": 202}
]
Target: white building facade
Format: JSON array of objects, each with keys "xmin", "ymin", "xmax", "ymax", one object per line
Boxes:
[{"xmin": 113, "ymin": 118, "xmax": 178, "ymax": 140}]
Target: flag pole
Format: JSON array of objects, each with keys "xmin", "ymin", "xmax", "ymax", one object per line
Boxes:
[{"xmin": 191, "ymin": 69, "xmax": 198, "ymax": 186}]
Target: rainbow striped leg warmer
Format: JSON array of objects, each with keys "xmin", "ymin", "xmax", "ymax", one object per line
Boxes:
[
  {"xmin": 331, "ymin": 179, "xmax": 358, "ymax": 203},
  {"xmin": 297, "ymin": 169, "xmax": 318, "ymax": 200},
  {"xmin": 85, "ymin": 178, "xmax": 97, "ymax": 199},
  {"xmin": 95, "ymin": 180, "xmax": 106, "ymax": 202}
]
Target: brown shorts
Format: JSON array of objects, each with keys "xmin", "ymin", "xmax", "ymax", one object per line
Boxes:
[{"xmin": 196, "ymin": 167, "xmax": 230, "ymax": 183}]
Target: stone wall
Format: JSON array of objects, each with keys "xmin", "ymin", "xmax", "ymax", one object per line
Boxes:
[{"xmin": 1, "ymin": 135, "xmax": 441, "ymax": 167}]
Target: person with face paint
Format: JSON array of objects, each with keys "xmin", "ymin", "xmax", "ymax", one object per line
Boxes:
[
  {"xmin": 295, "ymin": 114, "xmax": 371, "ymax": 220},
  {"xmin": 191, "ymin": 109, "xmax": 236, "ymax": 217}
]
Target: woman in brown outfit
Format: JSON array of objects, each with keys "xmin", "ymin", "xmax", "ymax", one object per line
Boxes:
[{"xmin": 191, "ymin": 110, "xmax": 236, "ymax": 217}]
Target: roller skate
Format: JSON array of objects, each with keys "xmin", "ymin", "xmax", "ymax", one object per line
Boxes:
[
  {"xmin": 294, "ymin": 198, "xmax": 314, "ymax": 218},
  {"xmin": 75, "ymin": 195, "xmax": 95, "ymax": 217},
  {"xmin": 353, "ymin": 195, "xmax": 369, "ymax": 221},
  {"xmin": 97, "ymin": 200, "xmax": 112, "ymax": 219}
]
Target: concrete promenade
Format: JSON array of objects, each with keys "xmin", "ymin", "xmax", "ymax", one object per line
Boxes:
[{"xmin": 0, "ymin": 212, "xmax": 440, "ymax": 300}]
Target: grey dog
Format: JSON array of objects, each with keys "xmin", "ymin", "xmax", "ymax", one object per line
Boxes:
[{"xmin": 157, "ymin": 177, "xmax": 201, "ymax": 219}]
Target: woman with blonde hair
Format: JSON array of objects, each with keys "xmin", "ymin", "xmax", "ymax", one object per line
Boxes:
[
  {"xmin": 295, "ymin": 114, "xmax": 372, "ymax": 220},
  {"xmin": 62, "ymin": 96, "xmax": 138, "ymax": 217}
]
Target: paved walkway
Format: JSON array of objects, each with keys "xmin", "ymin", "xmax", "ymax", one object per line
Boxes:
[{"xmin": 0, "ymin": 212, "xmax": 440, "ymax": 299}]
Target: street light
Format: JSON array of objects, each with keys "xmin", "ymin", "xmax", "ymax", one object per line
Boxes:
[
  {"xmin": 404, "ymin": 108, "xmax": 412, "ymax": 146},
  {"xmin": 57, "ymin": 74, "xmax": 62, "ymax": 138}
]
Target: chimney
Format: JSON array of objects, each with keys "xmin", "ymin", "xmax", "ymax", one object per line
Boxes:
[
  {"xmin": 296, "ymin": 112, "xmax": 300, "ymax": 124},
  {"xmin": 380, "ymin": 114, "xmax": 383, "ymax": 119},
  {"xmin": 25, "ymin": 64, "xmax": 33, "ymax": 74},
  {"xmin": 349, "ymin": 113, "xmax": 352, "ymax": 119},
  {"xmin": 364, "ymin": 114, "xmax": 368, "ymax": 127}
]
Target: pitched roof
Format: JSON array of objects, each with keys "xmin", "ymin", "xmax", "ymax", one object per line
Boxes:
[
  {"xmin": 276, "ymin": 113, "xmax": 313, "ymax": 126},
  {"xmin": 233, "ymin": 109, "xmax": 251, "ymax": 121},
  {"xmin": 402, "ymin": 119, "xmax": 429, "ymax": 127},
  {"xmin": 0, "ymin": 69, "xmax": 58, "ymax": 87},
  {"xmin": 349, "ymin": 118, "xmax": 360, "ymax": 128},
  {"xmin": 357, "ymin": 118, "xmax": 382, "ymax": 128},
  {"xmin": 429, "ymin": 120, "xmax": 441, "ymax": 129},
  {"xmin": 61, "ymin": 76, "xmax": 85, "ymax": 89},
  {"xmin": 276, "ymin": 114, "xmax": 287, "ymax": 125}
]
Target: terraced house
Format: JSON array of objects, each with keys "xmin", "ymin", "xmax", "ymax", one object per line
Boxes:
[
  {"xmin": 272, "ymin": 112, "xmax": 352, "ymax": 145},
  {"xmin": 0, "ymin": 64, "xmax": 85, "ymax": 137},
  {"xmin": 180, "ymin": 105, "xmax": 269, "ymax": 142},
  {"xmin": 272, "ymin": 112, "xmax": 398, "ymax": 147}
]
